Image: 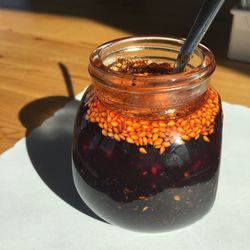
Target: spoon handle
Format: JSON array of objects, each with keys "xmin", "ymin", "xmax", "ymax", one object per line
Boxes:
[{"xmin": 174, "ymin": 0, "xmax": 225, "ymax": 73}]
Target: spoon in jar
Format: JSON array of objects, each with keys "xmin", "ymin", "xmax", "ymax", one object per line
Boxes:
[{"xmin": 173, "ymin": 0, "xmax": 225, "ymax": 73}]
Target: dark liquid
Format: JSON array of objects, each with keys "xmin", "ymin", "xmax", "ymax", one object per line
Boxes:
[{"xmin": 72, "ymin": 104, "xmax": 222, "ymax": 233}]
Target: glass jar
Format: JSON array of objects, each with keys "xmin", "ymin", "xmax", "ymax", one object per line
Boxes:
[{"xmin": 72, "ymin": 36, "xmax": 223, "ymax": 233}]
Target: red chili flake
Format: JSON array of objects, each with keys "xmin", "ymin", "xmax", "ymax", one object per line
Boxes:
[
  {"xmin": 184, "ymin": 171, "xmax": 190, "ymax": 177},
  {"xmin": 151, "ymin": 167, "xmax": 157, "ymax": 174},
  {"xmin": 191, "ymin": 160, "xmax": 202, "ymax": 171},
  {"xmin": 103, "ymin": 148, "xmax": 113, "ymax": 158},
  {"xmin": 151, "ymin": 166, "xmax": 160, "ymax": 174},
  {"xmin": 142, "ymin": 171, "xmax": 148, "ymax": 176}
]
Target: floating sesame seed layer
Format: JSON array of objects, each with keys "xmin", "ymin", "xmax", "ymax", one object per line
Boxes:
[{"xmin": 85, "ymin": 87, "xmax": 220, "ymax": 154}]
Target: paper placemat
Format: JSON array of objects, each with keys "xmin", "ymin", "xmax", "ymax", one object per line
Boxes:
[{"xmin": 1, "ymin": 94, "xmax": 250, "ymax": 250}]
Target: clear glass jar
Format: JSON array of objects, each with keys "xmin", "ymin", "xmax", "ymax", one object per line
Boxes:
[{"xmin": 72, "ymin": 36, "xmax": 223, "ymax": 233}]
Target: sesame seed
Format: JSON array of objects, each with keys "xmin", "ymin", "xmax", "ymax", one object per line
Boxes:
[
  {"xmin": 85, "ymin": 87, "xmax": 219, "ymax": 154},
  {"xmin": 139, "ymin": 147, "xmax": 147, "ymax": 154}
]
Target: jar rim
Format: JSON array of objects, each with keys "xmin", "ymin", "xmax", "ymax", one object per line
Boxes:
[{"xmin": 89, "ymin": 36, "xmax": 216, "ymax": 93}]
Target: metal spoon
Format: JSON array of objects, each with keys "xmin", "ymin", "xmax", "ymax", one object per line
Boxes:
[{"xmin": 173, "ymin": 0, "xmax": 225, "ymax": 73}]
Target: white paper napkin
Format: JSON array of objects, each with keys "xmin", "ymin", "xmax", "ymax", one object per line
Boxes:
[{"xmin": 1, "ymin": 94, "xmax": 250, "ymax": 250}]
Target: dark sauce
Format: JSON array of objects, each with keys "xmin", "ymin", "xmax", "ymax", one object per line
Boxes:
[{"xmin": 72, "ymin": 106, "xmax": 222, "ymax": 233}]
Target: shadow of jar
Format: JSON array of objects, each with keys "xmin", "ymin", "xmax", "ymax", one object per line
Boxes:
[{"xmin": 18, "ymin": 63, "xmax": 106, "ymax": 223}]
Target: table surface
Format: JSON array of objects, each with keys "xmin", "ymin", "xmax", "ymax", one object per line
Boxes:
[{"xmin": 0, "ymin": 1, "xmax": 249, "ymax": 153}]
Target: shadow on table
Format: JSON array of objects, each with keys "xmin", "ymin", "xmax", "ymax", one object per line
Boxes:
[{"xmin": 18, "ymin": 63, "xmax": 106, "ymax": 223}]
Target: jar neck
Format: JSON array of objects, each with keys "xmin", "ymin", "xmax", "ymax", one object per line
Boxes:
[{"xmin": 88, "ymin": 36, "xmax": 215, "ymax": 120}]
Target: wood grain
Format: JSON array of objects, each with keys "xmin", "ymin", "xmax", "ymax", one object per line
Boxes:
[{"xmin": 0, "ymin": 8, "xmax": 249, "ymax": 153}]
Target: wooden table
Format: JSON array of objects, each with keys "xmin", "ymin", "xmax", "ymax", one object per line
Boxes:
[{"xmin": 0, "ymin": 4, "xmax": 249, "ymax": 153}]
